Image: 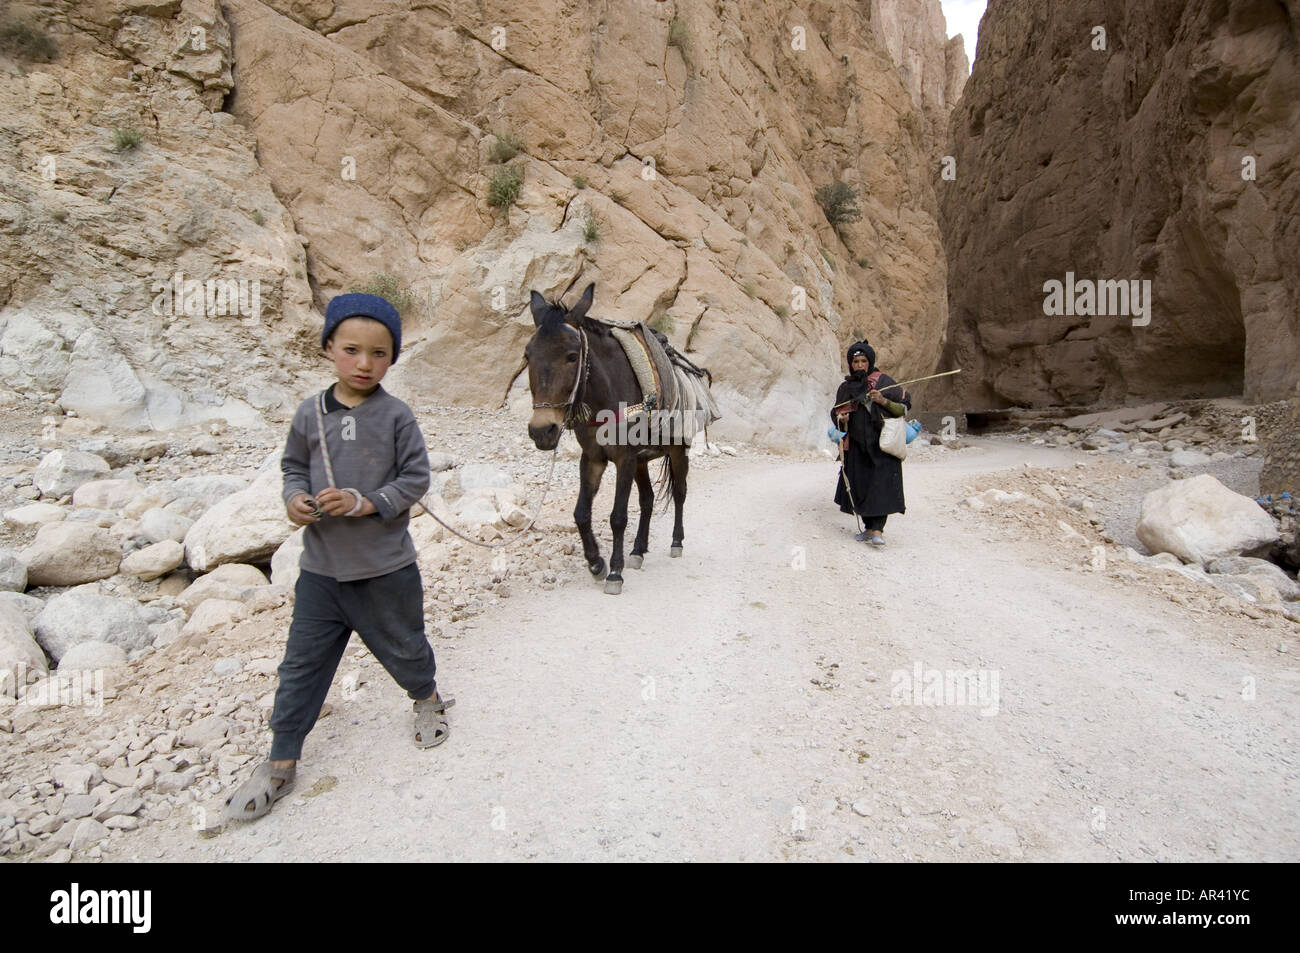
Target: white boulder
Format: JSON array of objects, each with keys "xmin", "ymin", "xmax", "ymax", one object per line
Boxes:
[
  {"xmin": 119, "ymin": 540, "xmax": 185, "ymax": 580},
  {"xmin": 122, "ymin": 485, "xmax": 179, "ymax": 519},
  {"xmin": 455, "ymin": 496, "xmax": 500, "ymax": 526},
  {"xmin": 72, "ymin": 479, "xmax": 140, "ymax": 511},
  {"xmin": 1169, "ymin": 449, "xmax": 1211, "ymax": 468},
  {"xmin": 3, "ymin": 502, "xmax": 66, "ymax": 528},
  {"xmin": 180, "ymin": 598, "xmax": 246, "ymax": 637},
  {"xmin": 270, "ymin": 529, "xmax": 305, "ymax": 591},
  {"xmin": 34, "ymin": 449, "xmax": 111, "ymax": 497},
  {"xmin": 1136, "ymin": 474, "xmax": 1280, "ymax": 565},
  {"xmin": 0, "ymin": 591, "xmax": 43, "ymax": 622},
  {"xmin": 184, "ymin": 465, "xmax": 292, "ymax": 572},
  {"xmin": 166, "ymin": 474, "xmax": 248, "ymax": 509},
  {"xmin": 57, "ymin": 640, "xmax": 128, "ymax": 672},
  {"xmin": 0, "ymin": 601, "xmax": 46, "ymax": 698},
  {"xmin": 21, "ymin": 522, "xmax": 120, "ymax": 586},
  {"xmin": 176, "ymin": 563, "xmax": 269, "ymax": 614},
  {"xmin": 33, "ymin": 589, "xmax": 152, "ymax": 662},
  {"xmin": 1206, "ymin": 556, "xmax": 1300, "ymax": 599},
  {"xmin": 0, "ymin": 549, "xmax": 26, "ymax": 592},
  {"xmin": 139, "ymin": 508, "xmax": 195, "ymax": 544}
]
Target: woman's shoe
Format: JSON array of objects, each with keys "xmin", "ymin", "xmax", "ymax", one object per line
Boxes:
[
  {"xmin": 869, "ymin": 533, "xmax": 886, "ymax": 546},
  {"xmin": 855, "ymin": 530, "xmax": 871, "ymax": 542}
]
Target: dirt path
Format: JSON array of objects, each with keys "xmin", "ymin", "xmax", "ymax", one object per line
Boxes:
[{"xmin": 117, "ymin": 440, "xmax": 1300, "ymax": 861}]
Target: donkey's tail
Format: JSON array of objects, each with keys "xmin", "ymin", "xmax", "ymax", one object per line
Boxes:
[{"xmin": 654, "ymin": 456, "xmax": 673, "ymax": 513}]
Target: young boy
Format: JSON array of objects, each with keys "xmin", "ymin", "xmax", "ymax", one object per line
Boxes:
[{"xmin": 224, "ymin": 292, "xmax": 452, "ymax": 821}]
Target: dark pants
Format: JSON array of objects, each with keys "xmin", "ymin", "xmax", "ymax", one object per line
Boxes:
[
  {"xmin": 864, "ymin": 515, "xmax": 889, "ymax": 531},
  {"xmin": 269, "ymin": 563, "xmax": 436, "ymax": 761}
]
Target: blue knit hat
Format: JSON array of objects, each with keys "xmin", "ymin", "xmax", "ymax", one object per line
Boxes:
[{"xmin": 322, "ymin": 293, "xmax": 402, "ymax": 362}]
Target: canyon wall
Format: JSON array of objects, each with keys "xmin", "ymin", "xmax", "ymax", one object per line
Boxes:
[
  {"xmin": 933, "ymin": 0, "xmax": 1299, "ymax": 411},
  {"xmin": 2, "ymin": 0, "xmax": 965, "ymax": 448}
]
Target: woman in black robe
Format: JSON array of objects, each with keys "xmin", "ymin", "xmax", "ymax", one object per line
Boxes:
[{"xmin": 831, "ymin": 341, "xmax": 910, "ymax": 545}]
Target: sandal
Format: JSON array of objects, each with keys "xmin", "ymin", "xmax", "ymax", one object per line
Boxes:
[
  {"xmin": 413, "ymin": 694, "xmax": 456, "ymax": 748},
  {"xmin": 223, "ymin": 761, "xmax": 296, "ymax": 821}
]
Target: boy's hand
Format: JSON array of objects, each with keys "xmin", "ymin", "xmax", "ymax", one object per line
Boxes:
[
  {"xmin": 315, "ymin": 487, "xmax": 377, "ymax": 517},
  {"xmin": 287, "ymin": 493, "xmax": 319, "ymax": 526}
]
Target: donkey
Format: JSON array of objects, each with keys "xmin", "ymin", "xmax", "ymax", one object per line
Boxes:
[{"xmin": 525, "ymin": 282, "xmax": 694, "ymax": 595}]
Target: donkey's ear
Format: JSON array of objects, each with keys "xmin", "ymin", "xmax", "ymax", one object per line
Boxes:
[
  {"xmin": 566, "ymin": 283, "xmax": 595, "ymax": 324},
  {"xmin": 529, "ymin": 290, "xmax": 549, "ymax": 326}
]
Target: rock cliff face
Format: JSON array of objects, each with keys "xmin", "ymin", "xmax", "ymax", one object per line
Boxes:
[
  {"xmin": 1, "ymin": 0, "xmax": 319, "ymax": 429},
  {"xmin": 933, "ymin": 0, "xmax": 1300, "ymax": 411},
  {"xmin": 871, "ymin": 0, "xmax": 967, "ymax": 152},
  {"xmin": 1, "ymin": 0, "xmax": 964, "ymax": 448}
]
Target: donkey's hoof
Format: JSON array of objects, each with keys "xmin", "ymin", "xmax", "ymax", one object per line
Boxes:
[
  {"xmin": 627, "ymin": 555, "xmax": 643, "ymax": 570},
  {"xmin": 669, "ymin": 546, "xmax": 683, "ymax": 558},
  {"xmin": 603, "ymin": 576, "xmax": 623, "ymax": 595},
  {"xmin": 588, "ymin": 557, "xmax": 606, "ymax": 579}
]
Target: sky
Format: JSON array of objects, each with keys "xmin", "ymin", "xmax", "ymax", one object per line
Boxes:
[{"xmin": 940, "ymin": 0, "xmax": 987, "ymax": 68}]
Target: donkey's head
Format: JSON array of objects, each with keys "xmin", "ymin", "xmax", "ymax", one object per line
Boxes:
[{"xmin": 524, "ymin": 282, "xmax": 595, "ymax": 450}]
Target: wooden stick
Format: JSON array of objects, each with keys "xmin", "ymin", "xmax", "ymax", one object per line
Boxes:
[{"xmin": 885, "ymin": 368, "xmax": 962, "ymax": 390}]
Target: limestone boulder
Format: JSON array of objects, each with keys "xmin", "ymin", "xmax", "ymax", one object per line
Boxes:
[
  {"xmin": 427, "ymin": 452, "xmax": 457, "ymax": 473},
  {"xmin": 119, "ymin": 540, "xmax": 186, "ymax": 581},
  {"xmin": 72, "ymin": 479, "xmax": 141, "ymax": 512},
  {"xmin": 1169, "ymin": 450, "xmax": 1211, "ymax": 469},
  {"xmin": 163, "ymin": 496, "xmax": 208, "ymax": 521},
  {"xmin": 443, "ymin": 464, "xmax": 511, "ymax": 502},
  {"xmin": 0, "ymin": 591, "xmax": 44, "ymax": 623},
  {"xmin": 1206, "ymin": 556, "xmax": 1300, "ymax": 601},
  {"xmin": 166, "ymin": 475, "xmax": 249, "ymax": 510},
  {"xmin": 409, "ymin": 511, "xmax": 448, "ymax": 553},
  {"xmin": 1136, "ymin": 475, "xmax": 1281, "ymax": 565},
  {"xmin": 176, "ymin": 563, "xmax": 270, "ymax": 615},
  {"xmin": 0, "ymin": 602, "xmax": 46, "ymax": 698},
  {"xmin": 180, "ymin": 598, "xmax": 246, "ymax": 638},
  {"xmin": 122, "ymin": 486, "xmax": 180, "ymax": 520},
  {"xmin": 139, "ymin": 508, "xmax": 195, "ymax": 544},
  {"xmin": 21, "ymin": 523, "xmax": 120, "ymax": 587},
  {"xmin": 183, "ymin": 465, "xmax": 293, "ymax": 572},
  {"xmin": 67, "ymin": 508, "xmax": 116, "ymax": 528},
  {"xmin": 33, "ymin": 450, "xmax": 111, "ymax": 498},
  {"xmin": 270, "ymin": 529, "xmax": 305, "ymax": 592},
  {"xmin": 0, "ymin": 549, "xmax": 26, "ymax": 592},
  {"xmin": 57, "ymin": 641, "xmax": 129, "ymax": 673},
  {"xmin": 3, "ymin": 502, "xmax": 66, "ymax": 529},
  {"xmin": 454, "ymin": 496, "xmax": 500, "ymax": 526},
  {"xmin": 33, "ymin": 589, "xmax": 152, "ymax": 663}
]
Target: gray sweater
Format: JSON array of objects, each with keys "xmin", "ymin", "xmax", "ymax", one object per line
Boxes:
[{"xmin": 281, "ymin": 385, "xmax": 431, "ymax": 582}]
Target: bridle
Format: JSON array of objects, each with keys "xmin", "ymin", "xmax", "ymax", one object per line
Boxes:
[{"xmin": 530, "ymin": 322, "xmax": 590, "ymax": 429}]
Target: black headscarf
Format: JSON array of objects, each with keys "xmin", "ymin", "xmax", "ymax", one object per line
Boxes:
[{"xmin": 842, "ymin": 340, "xmax": 876, "ymax": 400}]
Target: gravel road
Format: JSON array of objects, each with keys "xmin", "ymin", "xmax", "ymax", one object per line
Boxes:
[{"xmin": 112, "ymin": 439, "xmax": 1300, "ymax": 862}]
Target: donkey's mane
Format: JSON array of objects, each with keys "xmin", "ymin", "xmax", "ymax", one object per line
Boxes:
[{"xmin": 535, "ymin": 305, "xmax": 570, "ymax": 335}]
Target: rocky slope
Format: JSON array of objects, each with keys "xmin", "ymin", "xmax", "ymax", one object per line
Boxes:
[
  {"xmin": 932, "ymin": 0, "xmax": 1300, "ymax": 412},
  {"xmin": 2, "ymin": 0, "xmax": 966, "ymax": 449}
]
